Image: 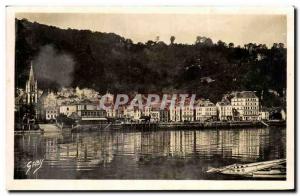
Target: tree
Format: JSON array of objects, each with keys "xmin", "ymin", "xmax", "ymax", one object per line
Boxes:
[
  {"xmin": 195, "ymin": 36, "xmax": 213, "ymax": 46},
  {"xmin": 195, "ymin": 36, "xmax": 201, "ymax": 44},
  {"xmin": 170, "ymin": 36, "xmax": 175, "ymax": 45},
  {"xmin": 228, "ymin": 42, "xmax": 234, "ymax": 48},
  {"xmin": 15, "ymin": 19, "xmax": 287, "ymax": 109},
  {"xmin": 155, "ymin": 36, "xmax": 160, "ymax": 43},
  {"xmin": 146, "ymin": 40, "xmax": 156, "ymax": 47},
  {"xmin": 217, "ymin": 40, "xmax": 227, "ymax": 48},
  {"xmin": 56, "ymin": 114, "xmax": 75, "ymax": 126}
]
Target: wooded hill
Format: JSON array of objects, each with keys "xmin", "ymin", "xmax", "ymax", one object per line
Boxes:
[{"xmin": 15, "ymin": 19, "xmax": 286, "ymax": 106}]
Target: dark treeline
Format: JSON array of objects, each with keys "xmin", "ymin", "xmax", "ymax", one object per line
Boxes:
[{"xmin": 15, "ymin": 19, "xmax": 286, "ymax": 106}]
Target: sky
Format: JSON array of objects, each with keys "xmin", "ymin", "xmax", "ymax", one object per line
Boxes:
[{"xmin": 16, "ymin": 13, "xmax": 287, "ymax": 47}]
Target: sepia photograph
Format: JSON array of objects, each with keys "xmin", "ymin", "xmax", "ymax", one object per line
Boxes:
[{"xmin": 6, "ymin": 6, "xmax": 294, "ymax": 190}]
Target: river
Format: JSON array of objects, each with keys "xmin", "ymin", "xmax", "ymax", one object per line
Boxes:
[{"xmin": 14, "ymin": 127, "xmax": 286, "ymax": 180}]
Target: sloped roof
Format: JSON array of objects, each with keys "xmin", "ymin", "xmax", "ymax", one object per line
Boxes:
[
  {"xmin": 234, "ymin": 91, "xmax": 258, "ymax": 98},
  {"xmin": 45, "ymin": 106, "xmax": 58, "ymax": 111},
  {"xmin": 195, "ymin": 99, "xmax": 215, "ymax": 107},
  {"xmin": 216, "ymin": 101, "xmax": 231, "ymax": 106},
  {"xmin": 78, "ymin": 99, "xmax": 95, "ymax": 105}
]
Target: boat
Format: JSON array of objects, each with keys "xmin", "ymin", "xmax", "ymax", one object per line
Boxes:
[
  {"xmin": 252, "ymin": 169, "xmax": 286, "ymax": 179},
  {"xmin": 207, "ymin": 159, "xmax": 286, "ymax": 179}
]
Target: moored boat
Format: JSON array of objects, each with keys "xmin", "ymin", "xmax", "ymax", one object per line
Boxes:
[
  {"xmin": 207, "ymin": 159, "xmax": 286, "ymax": 179},
  {"xmin": 252, "ymin": 169, "xmax": 286, "ymax": 179}
]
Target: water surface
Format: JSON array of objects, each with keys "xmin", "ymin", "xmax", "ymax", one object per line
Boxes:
[{"xmin": 14, "ymin": 127, "xmax": 286, "ymax": 180}]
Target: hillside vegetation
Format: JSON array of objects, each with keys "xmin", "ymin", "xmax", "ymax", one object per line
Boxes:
[{"xmin": 15, "ymin": 19, "xmax": 286, "ymax": 106}]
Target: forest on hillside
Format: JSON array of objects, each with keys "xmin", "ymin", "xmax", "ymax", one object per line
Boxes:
[{"xmin": 15, "ymin": 19, "xmax": 286, "ymax": 106}]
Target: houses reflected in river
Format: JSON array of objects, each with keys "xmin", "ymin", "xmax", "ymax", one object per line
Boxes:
[{"xmin": 14, "ymin": 127, "xmax": 286, "ymax": 179}]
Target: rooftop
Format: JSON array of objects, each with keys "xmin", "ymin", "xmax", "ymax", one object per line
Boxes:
[{"xmin": 233, "ymin": 91, "xmax": 258, "ymax": 99}]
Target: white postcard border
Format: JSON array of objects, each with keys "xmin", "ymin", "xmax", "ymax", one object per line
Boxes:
[{"xmin": 6, "ymin": 6, "xmax": 295, "ymax": 190}]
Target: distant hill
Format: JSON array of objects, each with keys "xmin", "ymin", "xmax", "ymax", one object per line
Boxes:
[{"xmin": 15, "ymin": 19, "xmax": 286, "ymax": 106}]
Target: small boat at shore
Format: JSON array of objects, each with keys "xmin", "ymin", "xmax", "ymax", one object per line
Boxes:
[
  {"xmin": 252, "ymin": 169, "xmax": 286, "ymax": 179},
  {"xmin": 207, "ymin": 159, "xmax": 286, "ymax": 179}
]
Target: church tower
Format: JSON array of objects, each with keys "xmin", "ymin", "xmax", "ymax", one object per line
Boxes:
[{"xmin": 25, "ymin": 62, "xmax": 38, "ymax": 104}]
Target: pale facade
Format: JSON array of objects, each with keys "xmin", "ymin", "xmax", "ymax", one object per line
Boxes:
[
  {"xmin": 124, "ymin": 107, "xmax": 141, "ymax": 121},
  {"xmin": 143, "ymin": 106, "xmax": 151, "ymax": 117},
  {"xmin": 259, "ymin": 111, "xmax": 270, "ymax": 120},
  {"xmin": 216, "ymin": 101, "xmax": 232, "ymax": 121},
  {"xmin": 106, "ymin": 107, "xmax": 117, "ymax": 118},
  {"xmin": 133, "ymin": 109, "xmax": 142, "ymax": 121},
  {"xmin": 169, "ymin": 106, "xmax": 181, "ymax": 122},
  {"xmin": 181, "ymin": 105, "xmax": 194, "ymax": 122},
  {"xmin": 59, "ymin": 104, "xmax": 77, "ymax": 117},
  {"xmin": 195, "ymin": 100, "xmax": 217, "ymax": 121},
  {"xmin": 150, "ymin": 110, "xmax": 160, "ymax": 122},
  {"xmin": 76, "ymin": 100, "xmax": 106, "ymax": 119},
  {"xmin": 146, "ymin": 105, "xmax": 161, "ymax": 122},
  {"xmin": 159, "ymin": 109, "xmax": 169, "ymax": 122},
  {"xmin": 45, "ymin": 107, "xmax": 58, "ymax": 120},
  {"xmin": 231, "ymin": 91, "xmax": 259, "ymax": 121}
]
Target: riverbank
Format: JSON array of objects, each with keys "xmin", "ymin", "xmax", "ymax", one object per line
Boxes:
[
  {"xmin": 72, "ymin": 120, "xmax": 285, "ymax": 132},
  {"xmin": 14, "ymin": 123, "xmax": 62, "ymax": 134},
  {"xmin": 14, "ymin": 120, "xmax": 286, "ymax": 133}
]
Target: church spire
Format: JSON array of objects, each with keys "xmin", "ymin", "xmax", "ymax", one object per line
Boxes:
[
  {"xmin": 26, "ymin": 61, "xmax": 38, "ymax": 105},
  {"xmin": 29, "ymin": 61, "xmax": 35, "ymax": 84}
]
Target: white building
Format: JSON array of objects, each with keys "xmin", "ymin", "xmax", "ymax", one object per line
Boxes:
[
  {"xmin": 216, "ymin": 100, "xmax": 232, "ymax": 121},
  {"xmin": 169, "ymin": 106, "xmax": 181, "ymax": 122},
  {"xmin": 231, "ymin": 91, "xmax": 259, "ymax": 121},
  {"xmin": 59, "ymin": 104, "xmax": 77, "ymax": 117},
  {"xmin": 124, "ymin": 107, "xmax": 142, "ymax": 121},
  {"xmin": 45, "ymin": 107, "xmax": 58, "ymax": 121},
  {"xmin": 195, "ymin": 99, "xmax": 217, "ymax": 121},
  {"xmin": 106, "ymin": 107, "xmax": 117, "ymax": 118},
  {"xmin": 76, "ymin": 100, "xmax": 106, "ymax": 121},
  {"xmin": 133, "ymin": 109, "xmax": 142, "ymax": 121},
  {"xmin": 259, "ymin": 111, "xmax": 270, "ymax": 120},
  {"xmin": 181, "ymin": 105, "xmax": 194, "ymax": 122},
  {"xmin": 150, "ymin": 110, "xmax": 160, "ymax": 122},
  {"xmin": 143, "ymin": 106, "xmax": 151, "ymax": 117}
]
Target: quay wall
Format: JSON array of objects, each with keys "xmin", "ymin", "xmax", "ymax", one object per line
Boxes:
[{"xmin": 71, "ymin": 120, "xmax": 285, "ymax": 132}]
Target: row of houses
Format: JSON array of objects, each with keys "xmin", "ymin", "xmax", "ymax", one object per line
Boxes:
[
  {"xmin": 42, "ymin": 91, "xmax": 271, "ymax": 123},
  {"xmin": 17, "ymin": 63, "xmax": 278, "ymax": 125}
]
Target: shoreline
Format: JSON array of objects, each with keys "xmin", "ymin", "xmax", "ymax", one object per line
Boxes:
[
  {"xmin": 72, "ymin": 120, "xmax": 286, "ymax": 132},
  {"xmin": 14, "ymin": 120, "xmax": 286, "ymax": 133}
]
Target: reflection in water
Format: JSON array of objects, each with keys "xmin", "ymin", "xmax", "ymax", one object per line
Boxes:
[{"xmin": 14, "ymin": 127, "xmax": 286, "ymax": 179}]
